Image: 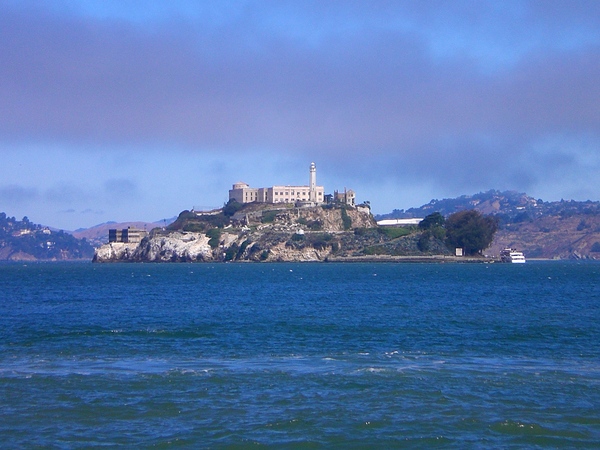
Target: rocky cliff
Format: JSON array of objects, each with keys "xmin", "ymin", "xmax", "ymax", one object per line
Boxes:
[
  {"xmin": 94, "ymin": 204, "xmax": 384, "ymax": 263},
  {"xmin": 93, "ymin": 232, "xmax": 213, "ymax": 262}
]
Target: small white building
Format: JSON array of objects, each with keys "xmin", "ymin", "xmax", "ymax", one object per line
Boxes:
[{"xmin": 377, "ymin": 218, "xmax": 424, "ymax": 226}]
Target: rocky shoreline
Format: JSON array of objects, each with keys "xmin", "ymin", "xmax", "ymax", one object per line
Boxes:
[
  {"xmin": 324, "ymin": 255, "xmax": 495, "ymax": 263},
  {"xmin": 92, "ymin": 204, "xmax": 499, "ymax": 263}
]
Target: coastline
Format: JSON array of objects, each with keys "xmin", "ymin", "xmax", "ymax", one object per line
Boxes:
[{"xmin": 325, "ymin": 255, "xmax": 495, "ymax": 263}]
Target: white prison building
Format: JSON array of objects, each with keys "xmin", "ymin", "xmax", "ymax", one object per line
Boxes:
[{"xmin": 229, "ymin": 162, "xmax": 325, "ymax": 205}]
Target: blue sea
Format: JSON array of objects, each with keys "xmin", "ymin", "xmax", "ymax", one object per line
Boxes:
[{"xmin": 1, "ymin": 261, "xmax": 599, "ymax": 448}]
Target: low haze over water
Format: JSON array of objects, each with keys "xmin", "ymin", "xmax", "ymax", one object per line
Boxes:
[{"xmin": 1, "ymin": 262, "xmax": 599, "ymax": 447}]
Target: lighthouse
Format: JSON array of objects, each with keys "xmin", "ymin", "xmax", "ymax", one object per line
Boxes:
[{"xmin": 309, "ymin": 162, "xmax": 317, "ymax": 202}]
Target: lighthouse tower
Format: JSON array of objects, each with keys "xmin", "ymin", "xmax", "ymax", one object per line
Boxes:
[{"xmin": 309, "ymin": 162, "xmax": 317, "ymax": 202}]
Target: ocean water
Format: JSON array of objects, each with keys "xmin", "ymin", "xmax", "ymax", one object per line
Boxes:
[{"xmin": 1, "ymin": 261, "xmax": 599, "ymax": 448}]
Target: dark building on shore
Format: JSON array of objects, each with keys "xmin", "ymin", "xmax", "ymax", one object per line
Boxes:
[{"xmin": 108, "ymin": 227, "xmax": 147, "ymax": 244}]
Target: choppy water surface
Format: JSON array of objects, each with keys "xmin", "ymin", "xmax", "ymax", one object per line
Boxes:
[{"xmin": 1, "ymin": 261, "xmax": 599, "ymax": 447}]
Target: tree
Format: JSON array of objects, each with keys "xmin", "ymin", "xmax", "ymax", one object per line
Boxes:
[
  {"xmin": 223, "ymin": 199, "xmax": 243, "ymax": 217},
  {"xmin": 445, "ymin": 210, "xmax": 498, "ymax": 255},
  {"xmin": 418, "ymin": 212, "xmax": 445, "ymax": 230},
  {"xmin": 417, "ymin": 212, "xmax": 446, "ymax": 253}
]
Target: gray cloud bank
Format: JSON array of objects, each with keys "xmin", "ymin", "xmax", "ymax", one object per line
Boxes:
[{"xmin": 1, "ymin": 1, "xmax": 599, "ymax": 200}]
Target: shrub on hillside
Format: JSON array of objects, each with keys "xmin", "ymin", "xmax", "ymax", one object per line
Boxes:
[
  {"xmin": 340, "ymin": 207, "xmax": 352, "ymax": 230},
  {"xmin": 378, "ymin": 227, "xmax": 412, "ymax": 239},
  {"xmin": 206, "ymin": 228, "xmax": 221, "ymax": 249},
  {"xmin": 223, "ymin": 200, "xmax": 243, "ymax": 217}
]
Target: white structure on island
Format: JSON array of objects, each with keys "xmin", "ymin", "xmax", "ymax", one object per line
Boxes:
[
  {"xmin": 377, "ymin": 218, "xmax": 424, "ymax": 226},
  {"xmin": 309, "ymin": 162, "xmax": 317, "ymax": 202},
  {"xmin": 229, "ymin": 162, "xmax": 325, "ymax": 205}
]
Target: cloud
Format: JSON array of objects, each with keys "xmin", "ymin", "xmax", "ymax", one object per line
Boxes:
[
  {"xmin": 1, "ymin": 0, "xmax": 599, "ymax": 223},
  {"xmin": 0, "ymin": 184, "xmax": 39, "ymax": 203},
  {"xmin": 80, "ymin": 208, "xmax": 104, "ymax": 215},
  {"xmin": 1, "ymin": 1, "xmax": 598, "ymax": 153},
  {"xmin": 103, "ymin": 178, "xmax": 139, "ymax": 198},
  {"xmin": 44, "ymin": 184, "xmax": 92, "ymax": 203}
]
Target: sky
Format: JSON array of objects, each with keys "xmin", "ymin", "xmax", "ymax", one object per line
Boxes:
[{"xmin": 1, "ymin": 0, "xmax": 599, "ymax": 230}]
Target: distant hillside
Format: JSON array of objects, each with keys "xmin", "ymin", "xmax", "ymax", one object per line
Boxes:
[
  {"xmin": 488, "ymin": 213, "xmax": 600, "ymax": 259},
  {"xmin": 0, "ymin": 213, "xmax": 94, "ymax": 261},
  {"xmin": 71, "ymin": 218, "xmax": 176, "ymax": 247},
  {"xmin": 376, "ymin": 190, "xmax": 541, "ymax": 221},
  {"xmin": 378, "ymin": 190, "xmax": 600, "ymax": 259}
]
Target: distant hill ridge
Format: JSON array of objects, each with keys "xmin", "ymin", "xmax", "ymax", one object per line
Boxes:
[
  {"xmin": 0, "ymin": 213, "xmax": 94, "ymax": 261},
  {"xmin": 377, "ymin": 190, "xmax": 600, "ymax": 259},
  {"xmin": 72, "ymin": 218, "xmax": 176, "ymax": 247},
  {"xmin": 377, "ymin": 190, "xmax": 546, "ymax": 220},
  {"xmin": 377, "ymin": 189, "xmax": 600, "ymax": 224}
]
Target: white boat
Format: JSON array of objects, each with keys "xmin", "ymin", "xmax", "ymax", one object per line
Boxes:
[{"xmin": 500, "ymin": 248, "xmax": 526, "ymax": 263}]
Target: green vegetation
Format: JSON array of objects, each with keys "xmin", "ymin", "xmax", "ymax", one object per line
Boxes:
[
  {"xmin": 224, "ymin": 243, "xmax": 239, "ymax": 261},
  {"xmin": 340, "ymin": 207, "xmax": 352, "ymax": 230},
  {"xmin": 308, "ymin": 220, "xmax": 323, "ymax": 231},
  {"xmin": 296, "ymin": 217, "xmax": 323, "ymax": 230},
  {"xmin": 306, "ymin": 233, "xmax": 334, "ymax": 250},
  {"xmin": 577, "ymin": 219, "xmax": 590, "ymax": 231},
  {"xmin": 353, "ymin": 227, "xmax": 368, "ymax": 236},
  {"xmin": 170, "ymin": 210, "xmax": 230, "ymax": 231},
  {"xmin": 417, "ymin": 212, "xmax": 447, "ymax": 252},
  {"xmin": 222, "ymin": 240, "xmax": 253, "ymax": 261},
  {"xmin": 418, "ymin": 212, "xmax": 445, "ymax": 230},
  {"xmin": 362, "ymin": 245, "xmax": 388, "ymax": 255},
  {"xmin": 238, "ymin": 239, "xmax": 251, "ymax": 256},
  {"xmin": 0, "ymin": 212, "xmax": 94, "ymax": 260},
  {"xmin": 417, "ymin": 233, "xmax": 430, "ymax": 252},
  {"xmin": 170, "ymin": 200, "xmax": 245, "ymax": 232},
  {"xmin": 182, "ymin": 223, "xmax": 205, "ymax": 232},
  {"xmin": 591, "ymin": 242, "xmax": 600, "ymax": 252},
  {"xmin": 206, "ymin": 228, "xmax": 222, "ymax": 249},
  {"xmin": 261, "ymin": 211, "xmax": 278, "ymax": 223},
  {"xmin": 445, "ymin": 210, "xmax": 498, "ymax": 255},
  {"xmin": 168, "ymin": 210, "xmax": 192, "ymax": 230},
  {"xmin": 222, "ymin": 200, "xmax": 243, "ymax": 217},
  {"xmin": 378, "ymin": 227, "xmax": 412, "ymax": 239}
]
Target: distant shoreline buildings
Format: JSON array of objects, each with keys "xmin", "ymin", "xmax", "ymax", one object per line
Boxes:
[{"xmin": 228, "ymin": 162, "xmax": 356, "ymax": 207}]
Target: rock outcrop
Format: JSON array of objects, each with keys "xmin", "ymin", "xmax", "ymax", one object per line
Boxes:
[
  {"xmin": 93, "ymin": 204, "xmax": 380, "ymax": 263},
  {"xmin": 92, "ymin": 242, "xmax": 138, "ymax": 262},
  {"xmin": 93, "ymin": 232, "xmax": 214, "ymax": 262}
]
